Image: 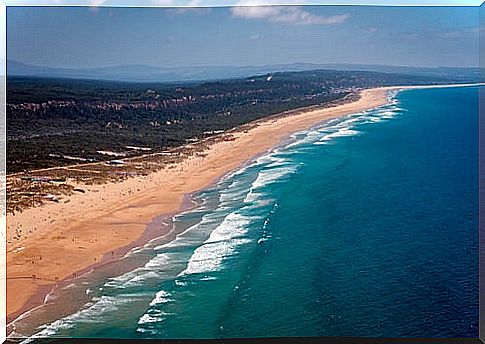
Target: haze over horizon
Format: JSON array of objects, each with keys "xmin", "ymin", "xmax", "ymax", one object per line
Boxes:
[
  {"xmin": 7, "ymin": 5, "xmax": 480, "ymax": 70},
  {"xmin": 6, "ymin": 59, "xmax": 481, "ymax": 70}
]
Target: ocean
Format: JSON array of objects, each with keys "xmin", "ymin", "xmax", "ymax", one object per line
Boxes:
[{"xmin": 16, "ymin": 86, "xmax": 479, "ymax": 340}]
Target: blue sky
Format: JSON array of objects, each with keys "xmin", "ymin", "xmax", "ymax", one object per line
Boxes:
[
  {"xmin": 6, "ymin": 4, "xmax": 480, "ymax": 68},
  {"xmin": 4, "ymin": 1, "xmax": 484, "ymax": 6}
]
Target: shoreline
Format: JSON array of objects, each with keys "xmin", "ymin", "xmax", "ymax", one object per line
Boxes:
[
  {"xmin": 6, "ymin": 137, "xmax": 282, "ymax": 337},
  {"xmin": 6, "ymin": 83, "xmax": 482, "ymax": 332}
]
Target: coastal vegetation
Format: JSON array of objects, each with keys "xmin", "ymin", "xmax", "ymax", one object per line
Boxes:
[
  {"xmin": 6, "ymin": 69, "xmax": 468, "ymax": 214},
  {"xmin": 7, "ymin": 69, "xmax": 458, "ymax": 173}
]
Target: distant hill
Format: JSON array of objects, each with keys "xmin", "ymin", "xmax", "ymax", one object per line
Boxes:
[{"xmin": 7, "ymin": 60, "xmax": 481, "ymax": 84}]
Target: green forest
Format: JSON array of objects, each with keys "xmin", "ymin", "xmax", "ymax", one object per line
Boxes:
[{"xmin": 7, "ymin": 69, "xmax": 462, "ymax": 173}]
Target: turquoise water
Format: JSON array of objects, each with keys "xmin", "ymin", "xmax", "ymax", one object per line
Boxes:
[{"xmin": 21, "ymin": 86, "xmax": 479, "ymax": 340}]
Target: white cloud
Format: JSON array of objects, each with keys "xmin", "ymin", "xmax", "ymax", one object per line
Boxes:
[
  {"xmin": 231, "ymin": 2, "xmax": 349, "ymax": 26},
  {"xmin": 89, "ymin": 0, "xmax": 106, "ymax": 5},
  {"xmin": 87, "ymin": 0, "xmax": 106, "ymax": 13},
  {"xmin": 153, "ymin": 0, "xmax": 207, "ymax": 6},
  {"xmin": 151, "ymin": 0, "xmax": 175, "ymax": 5},
  {"xmin": 232, "ymin": 0, "xmax": 305, "ymax": 5},
  {"xmin": 155, "ymin": 0, "xmax": 211, "ymax": 14}
]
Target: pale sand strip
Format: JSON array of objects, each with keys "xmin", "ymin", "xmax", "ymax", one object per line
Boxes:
[{"xmin": 5, "ymin": 83, "xmax": 481, "ymax": 323}]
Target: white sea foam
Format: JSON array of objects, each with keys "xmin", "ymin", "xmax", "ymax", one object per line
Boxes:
[
  {"xmin": 244, "ymin": 166, "xmax": 295, "ymax": 204},
  {"xmin": 281, "ymin": 97, "xmax": 403, "ymax": 147},
  {"xmin": 136, "ymin": 310, "xmax": 175, "ymax": 335},
  {"xmin": 61, "ymin": 283, "xmax": 76, "ymax": 290},
  {"xmin": 220, "ymin": 163, "xmax": 251, "ymax": 181},
  {"xmin": 21, "ymin": 95, "xmax": 407, "ymax": 342},
  {"xmin": 138, "ymin": 313, "xmax": 161, "ymax": 325},
  {"xmin": 284, "ymin": 115, "xmax": 362, "ymax": 149},
  {"xmin": 219, "ymin": 185, "xmax": 250, "ymax": 205},
  {"xmin": 252, "ymin": 166, "xmax": 296, "ymax": 190},
  {"xmin": 266, "ymin": 156, "xmax": 291, "ymax": 168},
  {"xmin": 144, "ymin": 253, "xmax": 169, "ymax": 269},
  {"xmin": 257, "ymin": 237, "xmax": 271, "ymax": 244},
  {"xmin": 104, "ymin": 253, "xmax": 169, "ymax": 289},
  {"xmin": 137, "ymin": 308, "xmax": 173, "ymax": 326},
  {"xmin": 149, "ymin": 290, "xmax": 173, "ymax": 307},
  {"xmin": 315, "ymin": 127, "xmax": 361, "ymax": 145},
  {"xmin": 20, "ymin": 294, "xmax": 141, "ymax": 341},
  {"xmin": 179, "ymin": 212, "xmax": 252, "ymax": 276}
]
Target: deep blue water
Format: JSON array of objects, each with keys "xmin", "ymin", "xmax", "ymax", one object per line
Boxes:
[{"xmin": 21, "ymin": 86, "xmax": 479, "ymax": 340}]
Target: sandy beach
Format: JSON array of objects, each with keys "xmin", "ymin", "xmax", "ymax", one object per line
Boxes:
[{"xmin": 5, "ymin": 83, "xmax": 480, "ymax": 328}]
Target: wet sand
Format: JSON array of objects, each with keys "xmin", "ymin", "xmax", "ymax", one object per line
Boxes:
[{"xmin": 6, "ymin": 83, "xmax": 479, "ymax": 328}]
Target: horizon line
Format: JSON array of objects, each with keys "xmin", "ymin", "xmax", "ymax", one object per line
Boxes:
[{"xmin": 6, "ymin": 59, "xmax": 480, "ymax": 71}]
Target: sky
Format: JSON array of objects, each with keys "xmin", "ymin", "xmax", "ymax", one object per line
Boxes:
[
  {"xmin": 4, "ymin": 1, "xmax": 485, "ymax": 6},
  {"xmin": 6, "ymin": 3, "xmax": 481, "ymax": 68}
]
